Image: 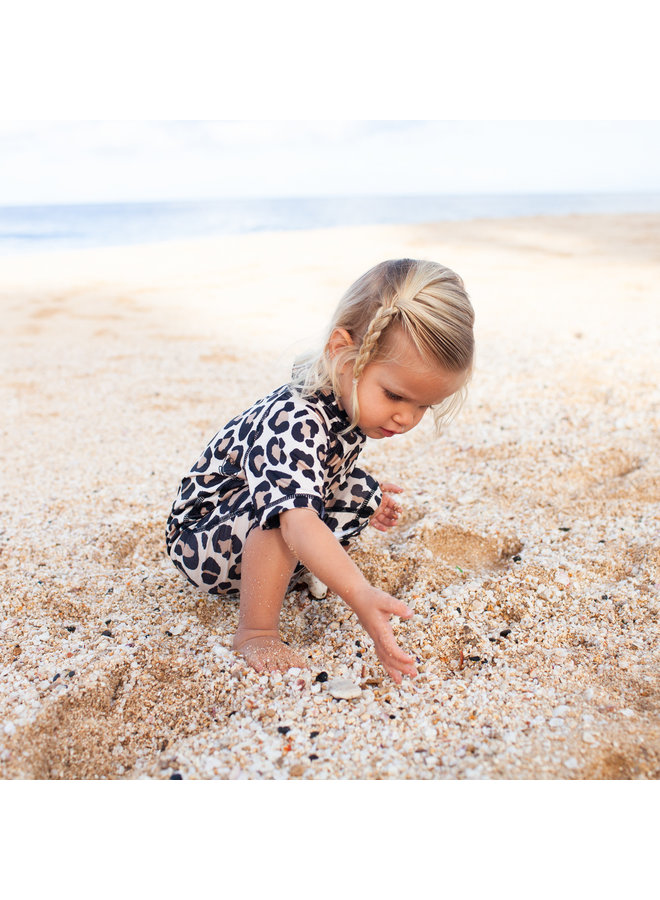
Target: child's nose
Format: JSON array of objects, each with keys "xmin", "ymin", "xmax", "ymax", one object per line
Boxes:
[{"xmin": 393, "ymin": 407, "xmax": 414, "ymax": 429}]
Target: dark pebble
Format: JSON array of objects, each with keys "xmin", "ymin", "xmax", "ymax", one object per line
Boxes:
[
  {"xmin": 309, "ymin": 731, "xmax": 319, "ymax": 738},
  {"xmin": 469, "ymin": 655, "xmax": 482, "ymax": 662},
  {"xmin": 106, "ymin": 587, "xmax": 113, "ymax": 594},
  {"xmin": 105, "ymin": 619, "xmax": 112, "ymax": 625},
  {"xmin": 558, "ymin": 527, "xmax": 571, "ymax": 532},
  {"xmin": 101, "ymin": 630, "xmax": 112, "ymax": 637},
  {"xmin": 67, "ymin": 670, "xmax": 75, "ymax": 677},
  {"xmin": 489, "ymin": 637, "xmax": 496, "ymax": 642},
  {"xmin": 227, "ymin": 711, "xmax": 237, "ymax": 717},
  {"xmin": 355, "ymin": 640, "xmax": 361, "ymax": 647},
  {"xmin": 512, "ymin": 555, "xmax": 521, "ymax": 562},
  {"xmin": 309, "ymin": 754, "xmax": 319, "ymax": 761},
  {"xmin": 52, "ymin": 673, "xmax": 60, "ymax": 682},
  {"xmin": 169, "ymin": 773, "xmax": 182, "ymax": 780},
  {"xmin": 356, "ymin": 651, "xmax": 362, "ymax": 658},
  {"xmin": 389, "ymin": 714, "xmax": 396, "ymax": 719},
  {"xmin": 65, "ymin": 626, "xmax": 76, "ymax": 633},
  {"xmin": 456, "ymin": 607, "xmax": 462, "ymax": 614},
  {"xmin": 278, "ymin": 726, "xmax": 291, "ymax": 735},
  {"xmin": 602, "ymin": 594, "xmax": 609, "ymax": 600},
  {"xmin": 315, "ymin": 671, "xmax": 328, "ymax": 683},
  {"xmin": 165, "ymin": 630, "xmax": 173, "ymax": 636},
  {"xmin": 500, "ymin": 629, "xmax": 512, "ymax": 637},
  {"xmin": 598, "ymin": 539, "xmax": 606, "ymax": 544}
]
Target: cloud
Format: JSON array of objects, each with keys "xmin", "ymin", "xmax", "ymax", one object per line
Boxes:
[{"xmin": 0, "ymin": 121, "xmax": 659, "ymax": 205}]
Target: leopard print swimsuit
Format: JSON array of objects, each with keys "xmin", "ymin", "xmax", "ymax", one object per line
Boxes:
[{"xmin": 166, "ymin": 382, "xmax": 381, "ymax": 597}]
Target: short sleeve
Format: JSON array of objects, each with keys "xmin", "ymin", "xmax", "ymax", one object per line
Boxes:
[{"xmin": 244, "ymin": 398, "xmax": 330, "ymax": 530}]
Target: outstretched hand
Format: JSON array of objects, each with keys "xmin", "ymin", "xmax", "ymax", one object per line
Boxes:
[
  {"xmin": 350, "ymin": 585, "xmax": 418, "ymax": 684},
  {"xmin": 370, "ymin": 482, "xmax": 404, "ymax": 532}
]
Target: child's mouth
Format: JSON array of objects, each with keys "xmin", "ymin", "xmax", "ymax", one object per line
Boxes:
[{"xmin": 380, "ymin": 428, "xmax": 396, "ymax": 437}]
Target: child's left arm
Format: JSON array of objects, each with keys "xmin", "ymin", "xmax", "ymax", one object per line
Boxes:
[{"xmin": 370, "ymin": 482, "xmax": 404, "ymax": 532}]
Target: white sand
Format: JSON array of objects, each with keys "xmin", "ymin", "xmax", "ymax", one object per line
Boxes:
[{"xmin": 1, "ymin": 213, "xmax": 658, "ymax": 779}]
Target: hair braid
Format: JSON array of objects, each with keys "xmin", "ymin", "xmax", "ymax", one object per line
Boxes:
[{"xmin": 352, "ymin": 302, "xmax": 399, "ymax": 381}]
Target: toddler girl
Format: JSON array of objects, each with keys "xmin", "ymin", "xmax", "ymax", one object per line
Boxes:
[{"xmin": 166, "ymin": 259, "xmax": 474, "ymax": 683}]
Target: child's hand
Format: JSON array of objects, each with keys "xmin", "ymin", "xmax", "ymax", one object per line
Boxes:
[
  {"xmin": 350, "ymin": 586, "xmax": 418, "ymax": 684},
  {"xmin": 370, "ymin": 482, "xmax": 404, "ymax": 532}
]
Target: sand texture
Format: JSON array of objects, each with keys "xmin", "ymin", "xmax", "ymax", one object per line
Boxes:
[{"xmin": 1, "ymin": 214, "xmax": 659, "ymax": 779}]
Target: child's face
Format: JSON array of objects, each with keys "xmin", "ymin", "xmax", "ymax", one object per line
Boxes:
[{"xmin": 337, "ymin": 330, "xmax": 467, "ymax": 439}]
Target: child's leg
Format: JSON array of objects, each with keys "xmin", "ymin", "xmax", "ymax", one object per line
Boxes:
[{"xmin": 232, "ymin": 525, "xmax": 307, "ymax": 673}]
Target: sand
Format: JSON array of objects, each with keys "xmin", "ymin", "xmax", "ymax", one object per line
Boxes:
[{"xmin": 1, "ymin": 213, "xmax": 658, "ymax": 779}]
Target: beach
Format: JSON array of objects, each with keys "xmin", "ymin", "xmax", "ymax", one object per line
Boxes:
[{"xmin": 1, "ymin": 212, "xmax": 658, "ymax": 779}]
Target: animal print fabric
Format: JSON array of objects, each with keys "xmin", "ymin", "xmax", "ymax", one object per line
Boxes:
[{"xmin": 166, "ymin": 383, "xmax": 381, "ymax": 597}]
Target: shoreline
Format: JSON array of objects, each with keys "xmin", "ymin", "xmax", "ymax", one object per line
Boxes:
[{"xmin": 3, "ymin": 206, "xmax": 660, "ymax": 259}]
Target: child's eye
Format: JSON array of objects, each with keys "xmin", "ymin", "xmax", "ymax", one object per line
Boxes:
[{"xmin": 384, "ymin": 389, "xmax": 403, "ymax": 401}]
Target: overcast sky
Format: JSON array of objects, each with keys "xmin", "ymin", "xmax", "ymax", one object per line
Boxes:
[{"xmin": 1, "ymin": 120, "xmax": 659, "ymax": 206}]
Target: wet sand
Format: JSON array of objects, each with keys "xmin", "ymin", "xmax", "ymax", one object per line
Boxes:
[{"xmin": 1, "ymin": 213, "xmax": 659, "ymax": 779}]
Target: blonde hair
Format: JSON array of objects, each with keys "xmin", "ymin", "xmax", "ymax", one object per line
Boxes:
[{"xmin": 293, "ymin": 258, "xmax": 475, "ymax": 432}]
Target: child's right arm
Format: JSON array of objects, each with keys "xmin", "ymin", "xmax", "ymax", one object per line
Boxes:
[{"xmin": 279, "ymin": 508, "xmax": 418, "ymax": 683}]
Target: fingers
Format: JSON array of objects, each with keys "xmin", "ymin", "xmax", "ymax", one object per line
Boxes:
[
  {"xmin": 380, "ymin": 482, "xmax": 404, "ymax": 494},
  {"xmin": 372, "ymin": 623, "xmax": 418, "ymax": 682},
  {"xmin": 378, "ymin": 654, "xmax": 418, "ymax": 684},
  {"xmin": 378, "ymin": 594, "xmax": 414, "ymax": 619},
  {"xmin": 371, "ymin": 495, "xmax": 402, "ymax": 531}
]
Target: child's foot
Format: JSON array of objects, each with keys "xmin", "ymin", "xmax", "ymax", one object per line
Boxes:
[{"xmin": 233, "ymin": 632, "xmax": 307, "ymax": 673}]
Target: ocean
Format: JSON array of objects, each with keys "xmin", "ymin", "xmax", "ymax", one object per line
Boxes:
[{"xmin": 1, "ymin": 193, "xmax": 660, "ymax": 257}]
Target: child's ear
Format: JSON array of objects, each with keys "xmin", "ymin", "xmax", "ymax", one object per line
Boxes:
[{"xmin": 327, "ymin": 328, "xmax": 353, "ymax": 359}]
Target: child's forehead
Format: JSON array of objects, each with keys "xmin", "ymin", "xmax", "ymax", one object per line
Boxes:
[{"xmin": 378, "ymin": 329, "xmax": 449, "ymax": 375}]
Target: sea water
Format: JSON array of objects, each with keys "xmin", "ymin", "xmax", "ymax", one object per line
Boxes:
[{"xmin": 1, "ymin": 193, "xmax": 660, "ymax": 257}]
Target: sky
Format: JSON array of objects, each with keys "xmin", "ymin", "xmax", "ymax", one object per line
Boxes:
[{"xmin": 1, "ymin": 120, "xmax": 660, "ymax": 206}]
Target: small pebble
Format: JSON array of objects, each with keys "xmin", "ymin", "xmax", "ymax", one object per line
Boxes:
[
  {"xmin": 169, "ymin": 773, "xmax": 182, "ymax": 780},
  {"xmin": 327, "ymin": 678, "xmax": 361, "ymax": 700},
  {"xmin": 277, "ymin": 726, "xmax": 291, "ymax": 735},
  {"xmin": 309, "ymin": 731, "xmax": 319, "ymax": 738},
  {"xmin": 101, "ymin": 630, "xmax": 112, "ymax": 637},
  {"xmin": 315, "ymin": 671, "xmax": 328, "ymax": 683}
]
